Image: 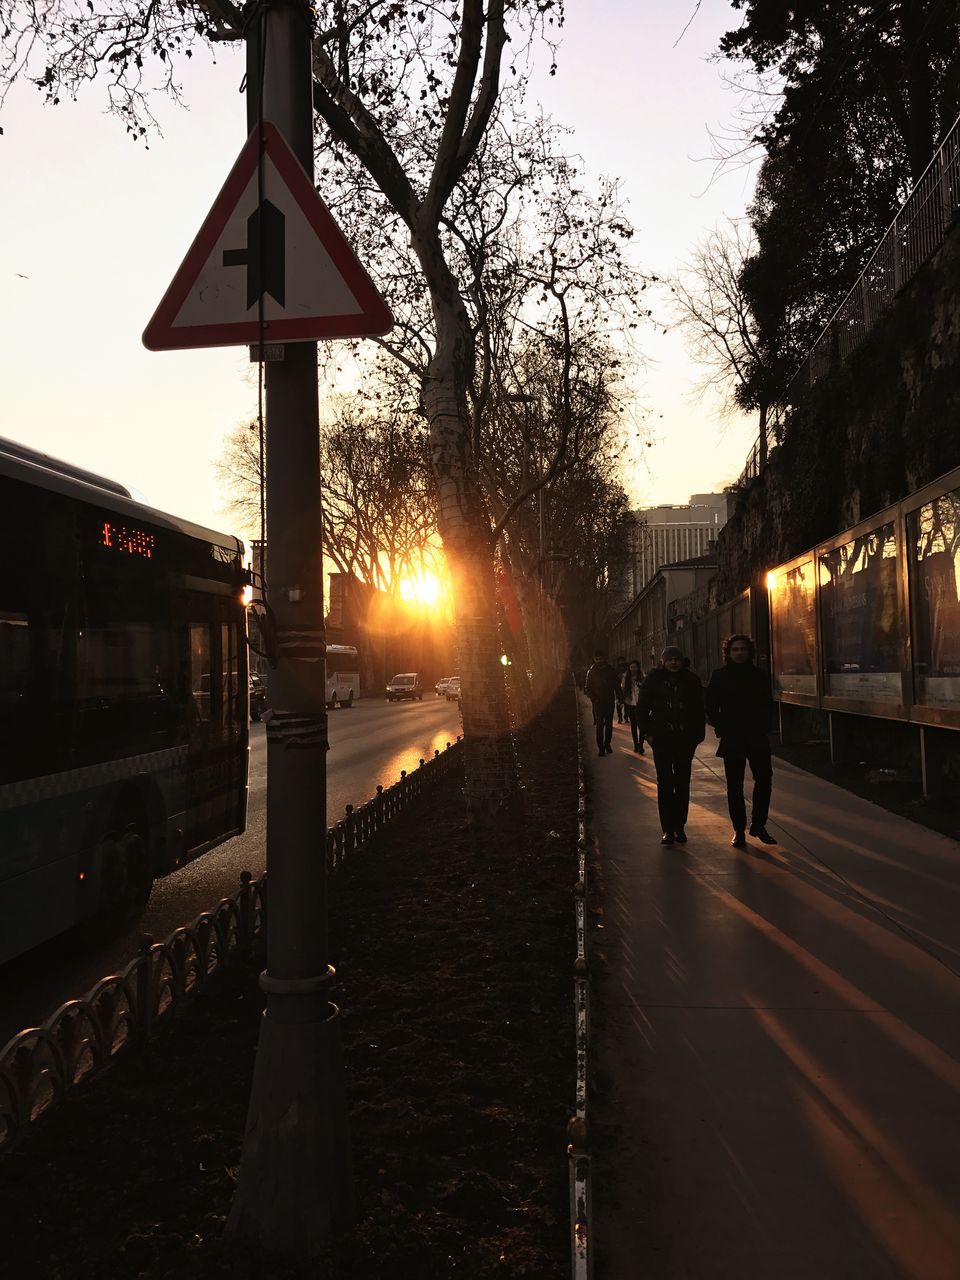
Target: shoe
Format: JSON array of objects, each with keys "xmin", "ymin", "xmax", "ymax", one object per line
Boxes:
[
  {"xmin": 633, "ymin": 745, "xmax": 642, "ymax": 753},
  {"xmin": 661, "ymin": 832, "xmax": 675, "ymax": 846},
  {"xmin": 675, "ymin": 828, "xmax": 687, "ymax": 844},
  {"xmin": 598, "ymin": 749, "xmax": 605, "ymax": 757},
  {"xmin": 731, "ymin": 830, "xmax": 746, "ymax": 848},
  {"xmin": 605, "ymin": 746, "xmax": 614, "ymax": 754},
  {"xmin": 749, "ymin": 825, "xmax": 777, "ymax": 844}
]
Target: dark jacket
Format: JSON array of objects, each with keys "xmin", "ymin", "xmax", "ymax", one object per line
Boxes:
[
  {"xmin": 585, "ymin": 660, "xmax": 618, "ymax": 710},
  {"xmin": 705, "ymin": 662, "xmax": 773, "ymax": 755},
  {"xmin": 637, "ymin": 667, "xmax": 706, "ymax": 746}
]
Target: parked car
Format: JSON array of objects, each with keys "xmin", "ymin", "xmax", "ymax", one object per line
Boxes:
[
  {"xmin": 444, "ymin": 676, "xmax": 461, "ymax": 702},
  {"xmin": 386, "ymin": 672, "xmax": 423, "ymax": 702},
  {"xmin": 249, "ymin": 672, "xmax": 268, "ymax": 721},
  {"xmin": 435, "ymin": 675, "xmax": 457, "ymax": 697}
]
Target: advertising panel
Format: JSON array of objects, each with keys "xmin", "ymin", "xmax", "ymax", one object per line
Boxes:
[
  {"xmin": 908, "ymin": 487, "xmax": 960, "ymax": 709},
  {"xmin": 819, "ymin": 522, "xmax": 903, "ymax": 703},
  {"xmin": 769, "ymin": 559, "xmax": 817, "ymax": 696}
]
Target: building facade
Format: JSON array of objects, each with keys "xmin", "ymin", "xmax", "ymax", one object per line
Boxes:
[{"xmin": 630, "ymin": 493, "xmax": 729, "ymax": 597}]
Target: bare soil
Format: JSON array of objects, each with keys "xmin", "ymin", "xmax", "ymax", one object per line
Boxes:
[{"xmin": 0, "ymin": 694, "xmax": 576, "ymax": 1279}]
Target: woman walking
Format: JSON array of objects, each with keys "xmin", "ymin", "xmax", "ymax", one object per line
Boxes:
[
  {"xmin": 620, "ymin": 659, "xmax": 646, "ymax": 754},
  {"xmin": 638, "ymin": 646, "xmax": 705, "ymax": 845}
]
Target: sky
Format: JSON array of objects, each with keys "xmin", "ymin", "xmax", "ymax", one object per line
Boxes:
[{"xmin": 0, "ymin": 0, "xmax": 761, "ymax": 539}]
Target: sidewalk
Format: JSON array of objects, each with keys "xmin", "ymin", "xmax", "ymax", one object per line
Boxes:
[{"xmin": 584, "ymin": 696, "xmax": 960, "ymax": 1280}]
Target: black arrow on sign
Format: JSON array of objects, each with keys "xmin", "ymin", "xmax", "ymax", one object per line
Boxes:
[{"xmin": 223, "ymin": 199, "xmax": 286, "ymax": 310}]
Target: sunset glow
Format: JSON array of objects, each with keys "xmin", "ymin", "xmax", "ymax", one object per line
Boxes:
[{"xmin": 398, "ymin": 571, "xmax": 443, "ymax": 607}]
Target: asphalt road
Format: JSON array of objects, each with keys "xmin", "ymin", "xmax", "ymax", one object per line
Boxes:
[{"xmin": 0, "ymin": 695, "xmax": 462, "ymax": 1049}]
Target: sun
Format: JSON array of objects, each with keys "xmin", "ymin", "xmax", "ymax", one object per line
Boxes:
[{"xmin": 399, "ymin": 571, "xmax": 442, "ymax": 607}]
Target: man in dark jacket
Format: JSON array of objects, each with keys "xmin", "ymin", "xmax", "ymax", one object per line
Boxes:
[
  {"xmin": 585, "ymin": 650, "xmax": 618, "ymax": 756},
  {"xmin": 706, "ymin": 634, "xmax": 775, "ymax": 848},
  {"xmin": 637, "ymin": 646, "xmax": 705, "ymax": 845}
]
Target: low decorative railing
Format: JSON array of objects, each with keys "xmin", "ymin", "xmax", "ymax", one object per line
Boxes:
[
  {"xmin": 737, "ymin": 110, "xmax": 960, "ymax": 486},
  {"xmin": 0, "ymin": 739, "xmax": 463, "ymax": 1150}
]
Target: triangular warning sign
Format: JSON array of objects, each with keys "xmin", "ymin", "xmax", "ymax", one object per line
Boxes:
[{"xmin": 143, "ymin": 123, "xmax": 393, "ymax": 350}]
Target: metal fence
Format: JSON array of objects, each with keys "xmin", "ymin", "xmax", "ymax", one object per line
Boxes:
[
  {"xmin": 0, "ymin": 739, "xmax": 464, "ymax": 1151},
  {"xmin": 738, "ymin": 111, "xmax": 960, "ymax": 486}
]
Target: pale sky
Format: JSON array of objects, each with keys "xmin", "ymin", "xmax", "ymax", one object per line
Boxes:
[{"xmin": 0, "ymin": 0, "xmax": 760, "ymax": 538}]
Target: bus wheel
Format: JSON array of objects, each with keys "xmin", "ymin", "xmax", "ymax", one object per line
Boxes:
[
  {"xmin": 346, "ymin": 691, "xmax": 354, "ymax": 708},
  {"xmin": 87, "ymin": 829, "xmax": 154, "ymax": 939},
  {"xmin": 329, "ymin": 692, "xmax": 338, "ymax": 710}
]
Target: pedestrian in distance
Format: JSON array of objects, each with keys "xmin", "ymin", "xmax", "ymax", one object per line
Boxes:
[
  {"xmin": 706, "ymin": 634, "xmax": 776, "ymax": 849},
  {"xmin": 637, "ymin": 646, "xmax": 705, "ymax": 845},
  {"xmin": 614, "ymin": 655, "xmax": 628, "ymax": 724},
  {"xmin": 620, "ymin": 659, "xmax": 646, "ymax": 754},
  {"xmin": 585, "ymin": 649, "xmax": 618, "ymax": 756}
]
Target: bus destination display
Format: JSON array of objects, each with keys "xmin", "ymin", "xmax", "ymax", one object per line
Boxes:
[{"xmin": 99, "ymin": 520, "xmax": 157, "ymax": 559}]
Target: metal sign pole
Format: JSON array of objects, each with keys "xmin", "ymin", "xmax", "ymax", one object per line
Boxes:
[{"xmin": 226, "ymin": 0, "xmax": 353, "ymax": 1253}]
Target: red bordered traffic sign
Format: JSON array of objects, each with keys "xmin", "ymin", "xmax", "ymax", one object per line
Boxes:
[{"xmin": 143, "ymin": 123, "xmax": 393, "ymax": 350}]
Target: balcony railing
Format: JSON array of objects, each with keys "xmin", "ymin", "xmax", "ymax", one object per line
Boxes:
[{"xmin": 737, "ymin": 111, "xmax": 960, "ymax": 487}]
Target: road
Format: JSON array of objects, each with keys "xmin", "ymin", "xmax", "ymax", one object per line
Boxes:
[{"xmin": 0, "ymin": 696, "xmax": 462, "ymax": 1049}]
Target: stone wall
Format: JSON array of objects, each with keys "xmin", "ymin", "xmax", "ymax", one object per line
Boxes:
[{"xmin": 716, "ymin": 220, "xmax": 960, "ymax": 600}]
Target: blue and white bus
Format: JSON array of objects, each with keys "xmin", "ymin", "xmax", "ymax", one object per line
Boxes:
[{"xmin": 0, "ymin": 437, "xmax": 249, "ymax": 963}]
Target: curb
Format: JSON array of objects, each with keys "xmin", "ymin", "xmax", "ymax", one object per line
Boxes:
[{"xmin": 569, "ymin": 681, "xmax": 592, "ymax": 1278}]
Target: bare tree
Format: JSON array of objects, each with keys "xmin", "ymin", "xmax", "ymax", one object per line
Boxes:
[
  {"xmin": 0, "ymin": 2, "xmax": 650, "ymax": 822},
  {"xmin": 216, "ymin": 396, "xmax": 437, "ymax": 593},
  {"xmin": 671, "ymin": 221, "xmax": 786, "ymax": 472}
]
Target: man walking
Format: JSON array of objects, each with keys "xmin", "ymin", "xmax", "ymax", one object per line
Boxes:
[
  {"xmin": 637, "ymin": 646, "xmax": 705, "ymax": 844},
  {"xmin": 706, "ymin": 634, "xmax": 775, "ymax": 848},
  {"xmin": 585, "ymin": 650, "xmax": 618, "ymax": 757}
]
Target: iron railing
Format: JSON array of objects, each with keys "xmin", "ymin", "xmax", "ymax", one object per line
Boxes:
[
  {"xmin": 0, "ymin": 739, "xmax": 463, "ymax": 1151},
  {"xmin": 737, "ymin": 111, "xmax": 960, "ymax": 487}
]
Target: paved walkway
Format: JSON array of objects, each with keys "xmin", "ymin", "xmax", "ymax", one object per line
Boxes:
[{"xmin": 584, "ymin": 696, "xmax": 960, "ymax": 1280}]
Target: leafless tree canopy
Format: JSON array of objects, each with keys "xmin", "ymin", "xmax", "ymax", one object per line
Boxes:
[
  {"xmin": 216, "ymin": 393, "xmax": 436, "ymax": 594},
  {"xmin": 670, "ymin": 221, "xmax": 763, "ymax": 417}
]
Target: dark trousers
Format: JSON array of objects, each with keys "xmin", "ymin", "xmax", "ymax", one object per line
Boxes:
[
  {"xmin": 615, "ymin": 696, "xmax": 624, "ymax": 723},
  {"xmin": 722, "ymin": 748, "xmax": 773, "ymax": 831},
  {"xmin": 624, "ymin": 705, "xmax": 643, "ymax": 750},
  {"xmin": 593, "ymin": 702, "xmax": 614, "ymax": 752},
  {"xmin": 652, "ymin": 738, "xmax": 694, "ymax": 833}
]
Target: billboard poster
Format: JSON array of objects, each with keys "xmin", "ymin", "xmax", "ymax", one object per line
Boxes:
[
  {"xmin": 769, "ymin": 560, "xmax": 817, "ymax": 696},
  {"xmin": 819, "ymin": 523, "xmax": 903, "ymax": 703},
  {"xmin": 908, "ymin": 489, "xmax": 960, "ymax": 709}
]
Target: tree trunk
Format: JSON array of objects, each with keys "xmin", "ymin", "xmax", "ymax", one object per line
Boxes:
[
  {"xmin": 496, "ymin": 547, "xmax": 536, "ymax": 727},
  {"xmin": 417, "ymin": 240, "xmax": 520, "ymax": 825}
]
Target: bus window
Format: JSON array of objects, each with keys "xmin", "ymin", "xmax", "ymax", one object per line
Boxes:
[
  {"xmin": 190, "ymin": 624, "xmax": 212, "ymax": 724},
  {"xmin": 0, "ymin": 611, "xmax": 28, "ymax": 709},
  {"xmin": 221, "ymin": 622, "xmax": 241, "ymax": 739},
  {"xmin": 75, "ymin": 620, "xmax": 173, "ymax": 762}
]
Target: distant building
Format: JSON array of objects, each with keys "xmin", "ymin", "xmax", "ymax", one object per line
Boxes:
[
  {"xmin": 610, "ymin": 548, "xmax": 719, "ymax": 669},
  {"xmin": 630, "ymin": 493, "xmax": 729, "ymax": 597}
]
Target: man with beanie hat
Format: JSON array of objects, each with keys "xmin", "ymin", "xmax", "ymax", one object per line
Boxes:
[{"xmin": 637, "ymin": 646, "xmax": 705, "ymax": 845}]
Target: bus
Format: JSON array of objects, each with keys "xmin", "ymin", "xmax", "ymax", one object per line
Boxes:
[
  {"xmin": 326, "ymin": 644, "xmax": 360, "ymax": 708},
  {"xmin": 0, "ymin": 436, "xmax": 249, "ymax": 964}
]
